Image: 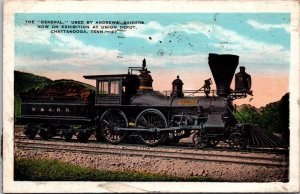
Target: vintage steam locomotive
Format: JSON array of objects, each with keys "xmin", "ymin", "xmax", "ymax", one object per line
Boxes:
[{"xmin": 18, "ymin": 53, "xmax": 256, "ymax": 150}]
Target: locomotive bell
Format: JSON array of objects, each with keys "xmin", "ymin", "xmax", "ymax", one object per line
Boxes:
[
  {"xmin": 208, "ymin": 53, "xmax": 239, "ymax": 97},
  {"xmin": 138, "ymin": 58, "xmax": 153, "ymax": 91},
  {"xmin": 171, "ymin": 75, "xmax": 184, "ymax": 98}
]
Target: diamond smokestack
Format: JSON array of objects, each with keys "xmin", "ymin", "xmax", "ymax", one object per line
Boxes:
[{"xmin": 208, "ymin": 53, "xmax": 239, "ymax": 97}]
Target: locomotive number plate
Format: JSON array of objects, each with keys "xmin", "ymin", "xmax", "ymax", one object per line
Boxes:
[{"xmin": 177, "ymin": 99, "xmax": 199, "ymax": 105}]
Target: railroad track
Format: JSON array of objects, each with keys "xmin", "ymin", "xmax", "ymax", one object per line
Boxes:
[
  {"xmin": 15, "ymin": 139, "xmax": 288, "ymax": 168},
  {"xmin": 14, "ymin": 134, "xmax": 289, "ymax": 155}
]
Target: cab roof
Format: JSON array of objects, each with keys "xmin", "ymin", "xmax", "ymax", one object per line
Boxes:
[{"xmin": 83, "ymin": 74, "xmax": 137, "ymax": 80}]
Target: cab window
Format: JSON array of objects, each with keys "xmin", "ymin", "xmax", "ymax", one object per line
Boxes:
[
  {"xmin": 98, "ymin": 80, "xmax": 121, "ymax": 95},
  {"xmin": 110, "ymin": 81, "xmax": 120, "ymax": 95},
  {"xmin": 98, "ymin": 81, "xmax": 109, "ymax": 94}
]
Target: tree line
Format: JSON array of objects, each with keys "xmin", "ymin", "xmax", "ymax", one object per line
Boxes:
[{"xmin": 234, "ymin": 93, "xmax": 289, "ymax": 141}]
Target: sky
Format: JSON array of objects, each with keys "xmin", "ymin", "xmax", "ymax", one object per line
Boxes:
[{"xmin": 14, "ymin": 13, "xmax": 290, "ymax": 108}]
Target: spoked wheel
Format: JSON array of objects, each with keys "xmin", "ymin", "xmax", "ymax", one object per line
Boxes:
[
  {"xmin": 57, "ymin": 125, "xmax": 72, "ymax": 141},
  {"xmin": 63, "ymin": 130, "xmax": 73, "ymax": 141},
  {"xmin": 77, "ymin": 129, "xmax": 92, "ymax": 143},
  {"xmin": 192, "ymin": 131, "xmax": 208, "ymax": 149},
  {"xmin": 208, "ymin": 139, "xmax": 220, "ymax": 147},
  {"xmin": 228, "ymin": 132, "xmax": 245, "ymax": 150},
  {"xmin": 136, "ymin": 109, "xmax": 168, "ymax": 146},
  {"xmin": 24, "ymin": 125, "xmax": 38, "ymax": 139},
  {"xmin": 100, "ymin": 109, "xmax": 128, "ymax": 144},
  {"xmin": 39, "ymin": 125, "xmax": 50, "ymax": 140}
]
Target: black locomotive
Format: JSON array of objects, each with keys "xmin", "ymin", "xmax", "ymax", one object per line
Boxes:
[{"xmin": 18, "ymin": 53, "xmax": 257, "ymax": 149}]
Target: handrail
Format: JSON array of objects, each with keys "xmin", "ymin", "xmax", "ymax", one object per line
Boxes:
[{"xmin": 163, "ymin": 89, "xmax": 216, "ymax": 96}]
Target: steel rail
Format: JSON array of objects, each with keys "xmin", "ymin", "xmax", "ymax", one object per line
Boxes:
[
  {"xmin": 14, "ymin": 134, "xmax": 289, "ymax": 154},
  {"xmin": 15, "ymin": 140, "xmax": 285, "ymax": 162}
]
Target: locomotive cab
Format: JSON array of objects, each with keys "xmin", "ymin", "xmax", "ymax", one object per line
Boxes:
[{"xmin": 84, "ymin": 74, "xmax": 139, "ymax": 105}]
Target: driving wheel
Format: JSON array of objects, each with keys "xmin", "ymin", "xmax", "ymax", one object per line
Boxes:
[
  {"xmin": 136, "ymin": 109, "xmax": 168, "ymax": 146},
  {"xmin": 99, "ymin": 109, "xmax": 128, "ymax": 144}
]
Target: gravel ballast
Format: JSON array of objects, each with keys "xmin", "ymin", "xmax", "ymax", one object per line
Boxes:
[{"xmin": 14, "ymin": 144, "xmax": 288, "ymax": 182}]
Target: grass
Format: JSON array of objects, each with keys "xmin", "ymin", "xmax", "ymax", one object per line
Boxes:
[{"xmin": 14, "ymin": 158, "xmax": 213, "ymax": 181}]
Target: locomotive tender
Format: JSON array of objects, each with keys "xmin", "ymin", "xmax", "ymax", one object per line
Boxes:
[{"xmin": 18, "ymin": 53, "xmax": 254, "ymax": 149}]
